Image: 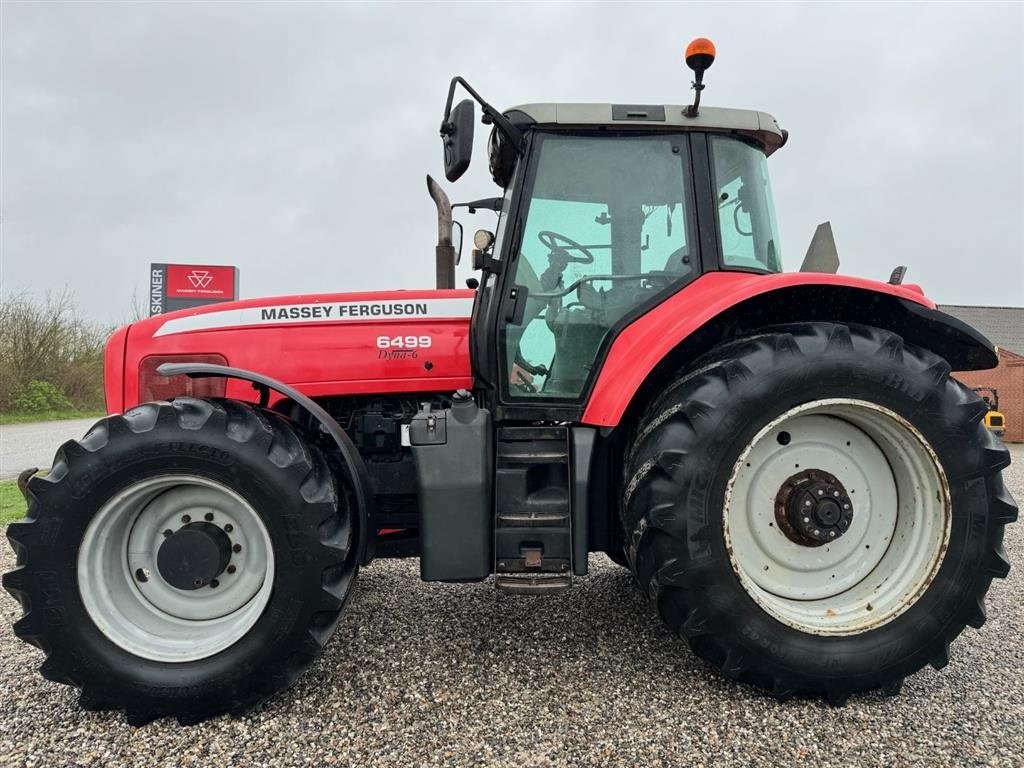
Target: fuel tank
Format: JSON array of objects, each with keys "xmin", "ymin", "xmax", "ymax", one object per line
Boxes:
[{"xmin": 105, "ymin": 289, "xmax": 476, "ymax": 412}]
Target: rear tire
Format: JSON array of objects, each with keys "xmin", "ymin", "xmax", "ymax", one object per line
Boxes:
[
  {"xmin": 622, "ymin": 323, "xmax": 1017, "ymax": 702},
  {"xmin": 3, "ymin": 398, "xmax": 358, "ymax": 724}
]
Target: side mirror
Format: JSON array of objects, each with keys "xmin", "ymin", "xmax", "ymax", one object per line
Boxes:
[
  {"xmin": 452, "ymin": 221, "xmax": 464, "ymax": 266},
  {"xmin": 442, "ymin": 99, "xmax": 474, "ymax": 182}
]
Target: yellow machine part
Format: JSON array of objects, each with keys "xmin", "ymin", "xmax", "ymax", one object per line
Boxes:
[{"xmin": 984, "ymin": 409, "xmax": 1006, "ymax": 434}]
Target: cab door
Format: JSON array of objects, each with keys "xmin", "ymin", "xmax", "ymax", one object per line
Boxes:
[{"xmin": 493, "ymin": 131, "xmax": 702, "ymax": 416}]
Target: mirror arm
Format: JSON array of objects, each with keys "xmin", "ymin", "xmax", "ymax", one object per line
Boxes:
[
  {"xmin": 442, "ymin": 76, "xmax": 524, "ymax": 151},
  {"xmin": 453, "ymin": 196, "xmax": 503, "ymax": 213}
]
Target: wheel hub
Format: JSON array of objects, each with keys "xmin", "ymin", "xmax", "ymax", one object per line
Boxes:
[
  {"xmin": 775, "ymin": 469, "xmax": 854, "ymax": 547},
  {"xmin": 157, "ymin": 521, "xmax": 233, "ymax": 590}
]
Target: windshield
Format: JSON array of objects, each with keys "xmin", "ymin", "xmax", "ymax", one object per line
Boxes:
[{"xmin": 710, "ymin": 136, "xmax": 782, "ymax": 272}]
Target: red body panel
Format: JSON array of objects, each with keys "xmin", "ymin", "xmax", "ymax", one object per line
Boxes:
[
  {"xmin": 103, "ymin": 325, "xmax": 130, "ymax": 412},
  {"xmin": 580, "ymin": 272, "xmax": 935, "ymax": 427},
  {"xmin": 105, "ymin": 273, "xmax": 935, "ymax": 425},
  {"xmin": 106, "ymin": 289, "xmax": 475, "ymax": 412}
]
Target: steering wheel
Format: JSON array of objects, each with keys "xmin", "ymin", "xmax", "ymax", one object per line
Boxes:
[{"xmin": 538, "ymin": 230, "xmax": 594, "ymax": 264}]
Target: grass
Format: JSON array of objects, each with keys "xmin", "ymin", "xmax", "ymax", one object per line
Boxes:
[
  {"xmin": 0, "ymin": 409, "xmax": 105, "ymax": 426},
  {"xmin": 0, "ymin": 480, "xmax": 27, "ymax": 525}
]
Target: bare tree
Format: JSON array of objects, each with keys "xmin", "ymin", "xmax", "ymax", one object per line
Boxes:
[{"xmin": 0, "ymin": 290, "xmax": 109, "ymax": 411}]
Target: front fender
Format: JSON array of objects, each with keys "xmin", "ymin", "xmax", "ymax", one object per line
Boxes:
[{"xmin": 581, "ymin": 272, "xmax": 998, "ymax": 428}]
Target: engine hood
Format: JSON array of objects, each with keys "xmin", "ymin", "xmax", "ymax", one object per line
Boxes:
[{"xmin": 107, "ymin": 289, "xmax": 476, "ymax": 412}]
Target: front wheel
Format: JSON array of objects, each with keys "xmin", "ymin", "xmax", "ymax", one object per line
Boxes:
[
  {"xmin": 4, "ymin": 398, "xmax": 358, "ymax": 724},
  {"xmin": 623, "ymin": 323, "xmax": 1017, "ymax": 702}
]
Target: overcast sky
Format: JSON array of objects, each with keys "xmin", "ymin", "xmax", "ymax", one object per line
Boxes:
[{"xmin": 2, "ymin": 1, "xmax": 1022, "ymax": 323}]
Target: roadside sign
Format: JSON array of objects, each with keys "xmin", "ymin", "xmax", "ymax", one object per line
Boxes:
[{"xmin": 149, "ymin": 264, "xmax": 239, "ymax": 315}]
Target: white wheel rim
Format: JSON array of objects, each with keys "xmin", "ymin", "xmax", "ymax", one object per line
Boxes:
[
  {"xmin": 724, "ymin": 399, "xmax": 950, "ymax": 635},
  {"xmin": 78, "ymin": 475, "xmax": 275, "ymax": 662}
]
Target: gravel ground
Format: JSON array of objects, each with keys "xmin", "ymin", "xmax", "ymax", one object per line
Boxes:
[
  {"xmin": 0, "ymin": 418, "xmax": 100, "ymax": 481},
  {"xmin": 1, "ymin": 446, "xmax": 1021, "ymax": 768}
]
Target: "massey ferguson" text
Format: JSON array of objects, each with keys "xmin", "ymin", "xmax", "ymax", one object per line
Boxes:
[{"xmin": 259, "ymin": 302, "xmax": 430, "ymax": 321}]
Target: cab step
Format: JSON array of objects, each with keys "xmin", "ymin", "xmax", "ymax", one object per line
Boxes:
[
  {"xmin": 494, "ymin": 426, "xmax": 574, "ymax": 591},
  {"xmin": 495, "ymin": 574, "xmax": 572, "ymax": 594},
  {"xmin": 495, "ymin": 510, "xmax": 569, "ymax": 526}
]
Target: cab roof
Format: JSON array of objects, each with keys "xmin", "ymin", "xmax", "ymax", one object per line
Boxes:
[{"xmin": 505, "ymin": 103, "xmax": 786, "ymax": 156}]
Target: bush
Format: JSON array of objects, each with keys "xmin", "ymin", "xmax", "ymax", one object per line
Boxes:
[
  {"xmin": 0, "ymin": 291, "xmax": 108, "ymax": 413},
  {"xmin": 11, "ymin": 380, "xmax": 74, "ymax": 413}
]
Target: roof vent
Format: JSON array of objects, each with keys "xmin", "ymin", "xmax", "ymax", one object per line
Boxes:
[{"xmin": 611, "ymin": 105, "xmax": 666, "ymax": 121}]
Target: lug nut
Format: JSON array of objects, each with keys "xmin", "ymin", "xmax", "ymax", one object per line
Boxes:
[
  {"xmin": 210, "ymin": 579, "xmax": 219, "ymax": 589},
  {"xmin": 182, "ymin": 514, "xmax": 191, "ymax": 524},
  {"xmin": 163, "ymin": 529, "xmax": 173, "ymax": 538},
  {"xmin": 135, "ymin": 568, "xmax": 149, "ymax": 583},
  {"xmin": 204, "ymin": 512, "xmax": 214, "ymax": 521},
  {"xmin": 224, "ymin": 524, "xmax": 233, "ymax": 533},
  {"xmin": 232, "ymin": 543, "xmax": 242, "ymax": 553},
  {"xmin": 227, "ymin": 565, "xmax": 236, "ymax": 574}
]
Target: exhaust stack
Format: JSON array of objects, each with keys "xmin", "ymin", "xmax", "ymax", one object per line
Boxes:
[{"xmin": 426, "ymin": 175, "xmax": 456, "ymax": 289}]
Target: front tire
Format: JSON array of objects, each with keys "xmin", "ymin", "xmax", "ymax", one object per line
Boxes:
[
  {"xmin": 4, "ymin": 398, "xmax": 358, "ymax": 724},
  {"xmin": 622, "ymin": 323, "xmax": 1017, "ymax": 702}
]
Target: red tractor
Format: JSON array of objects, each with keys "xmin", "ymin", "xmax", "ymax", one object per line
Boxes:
[{"xmin": 5, "ymin": 41, "xmax": 1016, "ymax": 724}]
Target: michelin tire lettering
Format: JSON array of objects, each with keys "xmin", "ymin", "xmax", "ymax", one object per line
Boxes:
[{"xmin": 153, "ymin": 298, "xmax": 474, "ymax": 337}]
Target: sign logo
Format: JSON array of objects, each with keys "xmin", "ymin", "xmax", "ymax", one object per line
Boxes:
[
  {"xmin": 187, "ymin": 270, "xmax": 213, "ymax": 288},
  {"xmin": 149, "ymin": 263, "xmax": 239, "ymax": 316}
]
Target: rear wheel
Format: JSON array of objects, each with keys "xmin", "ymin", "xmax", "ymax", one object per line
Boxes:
[
  {"xmin": 623, "ymin": 323, "xmax": 1017, "ymax": 702},
  {"xmin": 3, "ymin": 398, "xmax": 358, "ymax": 724},
  {"xmin": 726, "ymin": 399, "xmax": 948, "ymax": 635}
]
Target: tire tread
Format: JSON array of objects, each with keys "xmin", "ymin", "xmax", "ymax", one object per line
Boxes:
[
  {"xmin": 3, "ymin": 397, "xmax": 358, "ymax": 725},
  {"xmin": 622, "ymin": 322, "xmax": 1017, "ymax": 702}
]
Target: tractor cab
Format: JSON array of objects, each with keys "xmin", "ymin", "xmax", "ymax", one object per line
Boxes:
[{"xmin": 436, "ymin": 41, "xmax": 789, "ymax": 414}]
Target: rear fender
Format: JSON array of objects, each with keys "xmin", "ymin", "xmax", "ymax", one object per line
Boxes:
[
  {"xmin": 157, "ymin": 362, "xmax": 377, "ymax": 565},
  {"xmin": 582, "ymin": 272, "xmax": 998, "ymax": 428}
]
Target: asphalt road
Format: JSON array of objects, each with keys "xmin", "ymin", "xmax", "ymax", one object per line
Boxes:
[
  {"xmin": 0, "ymin": 446, "xmax": 1021, "ymax": 767},
  {"xmin": 0, "ymin": 418, "xmax": 100, "ymax": 481}
]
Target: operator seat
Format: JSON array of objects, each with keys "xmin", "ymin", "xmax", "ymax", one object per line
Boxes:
[{"xmin": 544, "ymin": 246, "xmax": 692, "ymax": 395}]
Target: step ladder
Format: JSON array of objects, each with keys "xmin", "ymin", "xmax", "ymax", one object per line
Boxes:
[{"xmin": 493, "ymin": 426, "xmax": 573, "ymax": 594}]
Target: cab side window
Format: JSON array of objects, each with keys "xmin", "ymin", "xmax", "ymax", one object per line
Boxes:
[{"xmin": 711, "ymin": 136, "xmax": 783, "ymax": 272}]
